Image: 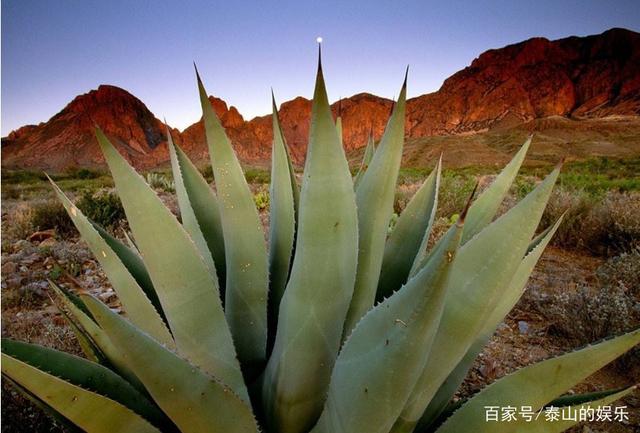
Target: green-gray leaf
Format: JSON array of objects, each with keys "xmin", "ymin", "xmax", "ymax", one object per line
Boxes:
[
  {"xmin": 262, "ymin": 52, "xmax": 359, "ymax": 433},
  {"xmin": 343, "ymin": 70, "xmax": 407, "ymax": 336},
  {"xmin": 197, "ymin": 69, "xmax": 269, "ymax": 365}
]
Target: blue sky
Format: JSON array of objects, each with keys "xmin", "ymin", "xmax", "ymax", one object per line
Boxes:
[{"xmin": 2, "ymin": 0, "xmax": 639, "ymax": 135}]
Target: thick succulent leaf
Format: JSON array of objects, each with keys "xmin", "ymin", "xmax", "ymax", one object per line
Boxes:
[
  {"xmin": 2, "ymin": 356, "xmax": 160, "ymax": 433},
  {"xmin": 336, "ymin": 116, "xmax": 343, "ymax": 145},
  {"xmin": 2, "ymin": 375, "xmax": 85, "ymax": 433},
  {"xmin": 353, "ymin": 134, "xmax": 376, "ymax": 187},
  {"xmin": 123, "ymin": 231, "xmax": 140, "ymax": 254},
  {"xmin": 197, "ymin": 69, "xmax": 269, "ymax": 365},
  {"xmin": 83, "ymin": 295, "xmax": 258, "ymax": 433},
  {"xmin": 418, "ymin": 216, "xmax": 563, "ymax": 430},
  {"xmin": 392, "ymin": 166, "xmax": 560, "ymax": 433},
  {"xmin": 512, "ymin": 386, "xmax": 635, "ymax": 433},
  {"xmin": 167, "ymin": 127, "xmax": 226, "ymax": 287},
  {"xmin": 95, "ymin": 128, "xmax": 247, "ymax": 402},
  {"xmin": 434, "ymin": 330, "xmax": 640, "ymax": 433},
  {"xmin": 262, "ymin": 53, "xmax": 359, "ymax": 433},
  {"xmin": 268, "ymin": 94, "xmax": 297, "ymax": 347},
  {"xmin": 312, "ymin": 218, "xmax": 462, "ymax": 433},
  {"xmin": 52, "ymin": 300, "xmax": 102, "ymax": 363},
  {"xmin": 549, "ymin": 386, "xmax": 630, "ymax": 407},
  {"xmin": 48, "ymin": 281, "xmax": 146, "ymax": 392},
  {"xmin": 343, "ymin": 71, "xmax": 407, "ymax": 335},
  {"xmin": 461, "ymin": 137, "xmax": 531, "ymax": 243},
  {"xmin": 377, "ymin": 156, "xmax": 441, "ymax": 300},
  {"xmin": 2, "ymin": 340, "xmax": 169, "ymax": 431},
  {"xmin": 424, "ymin": 386, "xmax": 633, "ymax": 433},
  {"xmin": 91, "ymin": 222, "xmax": 160, "ymax": 314},
  {"xmin": 49, "ymin": 178, "xmax": 173, "ymax": 347}
]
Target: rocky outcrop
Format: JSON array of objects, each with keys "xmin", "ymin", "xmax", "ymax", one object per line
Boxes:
[{"xmin": 3, "ymin": 28, "xmax": 639, "ymax": 171}]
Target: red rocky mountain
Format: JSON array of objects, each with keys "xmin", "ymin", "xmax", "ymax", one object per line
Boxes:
[{"xmin": 3, "ymin": 27, "xmax": 639, "ymax": 170}]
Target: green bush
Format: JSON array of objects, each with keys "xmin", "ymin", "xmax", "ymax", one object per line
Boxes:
[
  {"xmin": 76, "ymin": 190, "xmax": 126, "ymax": 231},
  {"xmin": 30, "ymin": 200, "xmax": 77, "ymax": 237}
]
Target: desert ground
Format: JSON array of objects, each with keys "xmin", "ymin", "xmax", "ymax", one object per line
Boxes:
[{"xmin": 1, "ymin": 151, "xmax": 639, "ymax": 432}]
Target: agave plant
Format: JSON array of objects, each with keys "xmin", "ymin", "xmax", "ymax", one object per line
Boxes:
[{"xmin": 2, "ymin": 50, "xmax": 638, "ymax": 433}]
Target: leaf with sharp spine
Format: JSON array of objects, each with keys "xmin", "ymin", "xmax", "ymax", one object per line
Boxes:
[
  {"xmin": 268, "ymin": 93, "xmax": 297, "ymax": 348},
  {"xmin": 51, "ymin": 298, "xmax": 102, "ymax": 363},
  {"xmin": 49, "ymin": 178, "xmax": 173, "ymax": 347},
  {"xmin": 196, "ymin": 68, "xmax": 269, "ymax": 365},
  {"xmin": 417, "ymin": 215, "xmax": 564, "ymax": 430},
  {"xmin": 90, "ymin": 221, "xmax": 161, "ymax": 314},
  {"xmin": 2, "ymin": 340, "xmax": 169, "ymax": 432},
  {"xmin": 94, "ymin": 128, "xmax": 248, "ymax": 402},
  {"xmin": 434, "ymin": 330, "xmax": 640, "ymax": 433},
  {"xmin": 82, "ymin": 295, "xmax": 259, "ymax": 433},
  {"xmin": 461, "ymin": 136, "xmax": 531, "ymax": 244},
  {"xmin": 336, "ymin": 115, "xmax": 343, "ymax": 145},
  {"xmin": 262, "ymin": 51, "xmax": 359, "ymax": 433},
  {"xmin": 343, "ymin": 69, "xmax": 407, "ymax": 336},
  {"xmin": 392, "ymin": 166, "xmax": 560, "ymax": 433},
  {"xmin": 2, "ymin": 375, "xmax": 85, "ymax": 433},
  {"xmin": 353, "ymin": 134, "xmax": 376, "ymax": 187},
  {"xmin": 167, "ymin": 126, "xmax": 226, "ymax": 289},
  {"xmin": 48, "ymin": 281, "xmax": 145, "ymax": 392},
  {"xmin": 312, "ymin": 217, "xmax": 463, "ymax": 433},
  {"xmin": 377, "ymin": 156, "xmax": 441, "ymax": 301}
]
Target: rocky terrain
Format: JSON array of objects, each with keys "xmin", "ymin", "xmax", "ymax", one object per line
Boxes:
[{"xmin": 3, "ymin": 27, "xmax": 639, "ymax": 171}]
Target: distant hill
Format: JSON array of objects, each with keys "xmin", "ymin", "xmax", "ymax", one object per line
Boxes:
[{"xmin": 3, "ymin": 27, "xmax": 639, "ymax": 171}]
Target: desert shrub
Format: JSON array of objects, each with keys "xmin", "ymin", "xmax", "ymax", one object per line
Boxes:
[
  {"xmin": 75, "ymin": 190, "xmax": 126, "ymax": 231},
  {"xmin": 4, "ymin": 204, "xmax": 36, "ymax": 240},
  {"xmin": 541, "ymin": 284, "xmax": 638, "ymax": 344},
  {"xmin": 29, "ymin": 200, "xmax": 77, "ymax": 237},
  {"xmin": 64, "ymin": 167, "xmax": 101, "ymax": 179},
  {"xmin": 253, "ymin": 189, "xmax": 270, "ymax": 211},
  {"xmin": 146, "ymin": 172, "xmax": 175, "ymax": 192},
  {"xmin": 2, "ymin": 184, "xmax": 24, "ymax": 200},
  {"xmin": 393, "ymin": 183, "xmax": 420, "ymax": 214},
  {"xmin": 200, "ymin": 165, "xmax": 214, "ymax": 181},
  {"xmin": 596, "ymin": 248, "xmax": 640, "ymax": 297},
  {"xmin": 540, "ymin": 189, "xmax": 640, "ymax": 256},
  {"xmin": 530, "ymin": 255, "xmax": 640, "ymax": 374},
  {"xmin": 436, "ymin": 173, "xmax": 476, "ymax": 218},
  {"xmin": 245, "ymin": 168, "xmax": 270, "ymax": 184}
]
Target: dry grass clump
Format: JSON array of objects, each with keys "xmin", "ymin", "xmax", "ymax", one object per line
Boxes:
[
  {"xmin": 540, "ymin": 189, "xmax": 640, "ymax": 256},
  {"xmin": 4, "ymin": 191, "xmax": 127, "ymax": 242},
  {"xmin": 29, "ymin": 200, "xmax": 78, "ymax": 237},
  {"xmin": 4, "ymin": 204, "xmax": 36, "ymax": 240}
]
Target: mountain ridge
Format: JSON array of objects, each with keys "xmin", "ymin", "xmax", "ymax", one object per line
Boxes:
[{"xmin": 3, "ymin": 27, "xmax": 639, "ymax": 170}]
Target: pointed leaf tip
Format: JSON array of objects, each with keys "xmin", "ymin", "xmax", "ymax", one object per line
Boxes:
[{"xmin": 459, "ymin": 181, "xmax": 479, "ymax": 224}]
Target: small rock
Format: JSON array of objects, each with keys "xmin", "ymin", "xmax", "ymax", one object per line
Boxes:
[
  {"xmin": 2, "ymin": 261, "xmax": 17, "ymax": 274},
  {"xmin": 19, "ymin": 282, "xmax": 47, "ymax": 298},
  {"xmin": 12, "ymin": 240, "xmax": 30, "ymax": 251},
  {"xmin": 21, "ymin": 253, "xmax": 41, "ymax": 265},
  {"xmin": 28, "ymin": 229, "xmax": 56, "ymax": 243},
  {"xmin": 4, "ymin": 276, "xmax": 23, "ymax": 289},
  {"xmin": 39, "ymin": 238, "xmax": 57, "ymax": 248},
  {"xmin": 518, "ymin": 321, "xmax": 529, "ymax": 334}
]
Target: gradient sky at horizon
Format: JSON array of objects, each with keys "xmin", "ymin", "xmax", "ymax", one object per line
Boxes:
[{"xmin": 2, "ymin": 0, "xmax": 639, "ymax": 136}]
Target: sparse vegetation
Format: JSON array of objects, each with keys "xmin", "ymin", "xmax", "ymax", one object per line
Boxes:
[
  {"xmin": 75, "ymin": 190, "xmax": 126, "ymax": 232},
  {"xmin": 146, "ymin": 172, "xmax": 175, "ymax": 192},
  {"xmin": 29, "ymin": 200, "xmax": 77, "ymax": 237},
  {"xmin": 253, "ymin": 188, "xmax": 270, "ymax": 210}
]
